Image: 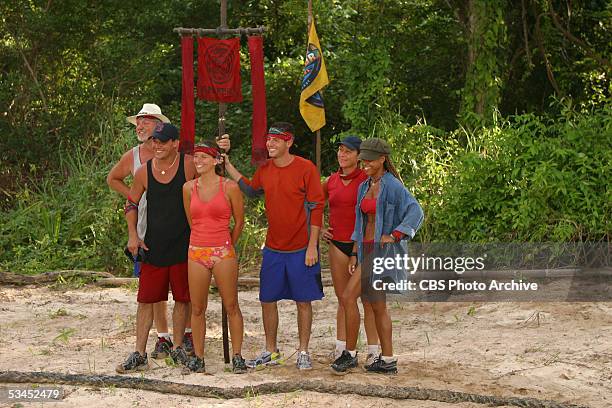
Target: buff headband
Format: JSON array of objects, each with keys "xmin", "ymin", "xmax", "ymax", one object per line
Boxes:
[
  {"xmin": 193, "ymin": 145, "xmax": 221, "ymax": 159},
  {"xmin": 266, "ymin": 127, "xmax": 294, "ymax": 141}
]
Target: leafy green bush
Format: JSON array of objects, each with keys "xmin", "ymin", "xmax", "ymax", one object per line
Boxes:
[
  {"xmin": 370, "ymin": 102, "xmax": 611, "ymax": 242},
  {"xmin": 370, "ymin": 112, "xmax": 461, "ymax": 242},
  {"xmin": 0, "ymin": 108, "xmax": 132, "ymax": 275},
  {"xmin": 435, "ymin": 103, "xmax": 611, "ymax": 241}
]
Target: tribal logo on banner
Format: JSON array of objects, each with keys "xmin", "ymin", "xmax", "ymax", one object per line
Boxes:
[
  {"xmin": 197, "ymin": 37, "xmax": 243, "ymax": 103},
  {"xmin": 205, "ymin": 42, "xmax": 235, "ymax": 84},
  {"xmin": 302, "ymin": 44, "xmax": 324, "ymax": 108},
  {"xmin": 300, "ymin": 21, "xmax": 329, "ymax": 132}
]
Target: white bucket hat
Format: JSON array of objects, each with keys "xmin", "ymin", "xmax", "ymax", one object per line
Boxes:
[{"xmin": 126, "ymin": 103, "xmax": 170, "ymax": 125}]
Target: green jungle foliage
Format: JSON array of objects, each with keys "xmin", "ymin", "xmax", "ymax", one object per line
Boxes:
[{"xmin": 1, "ymin": 1, "xmax": 610, "ymax": 274}]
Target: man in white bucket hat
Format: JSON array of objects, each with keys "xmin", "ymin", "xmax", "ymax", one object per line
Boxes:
[
  {"xmin": 108, "ymin": 103, "xmax": 193, "ymax": 359},
  {"xmin": 126, "ymin": 103, "xmax": 171, "ymax": 128}
]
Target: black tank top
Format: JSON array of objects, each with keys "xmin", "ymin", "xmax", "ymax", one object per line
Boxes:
[{"xmin": 144, "ymin": 153, "xmax": 190, "ymax": 266}]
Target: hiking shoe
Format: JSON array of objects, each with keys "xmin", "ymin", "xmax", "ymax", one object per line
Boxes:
[
  {"xmin": 330, "ymin": 350, "xmax": 358, "ymax": 375},
  {"xmin": 116, "ymin": 351, "xmax": 149, "ymax": 374},
  {"xmin": 170, "ymin": 346, "xmax": 189, "ymax": 366},
  {"xmin": 151, "ymin": 336, "xmax": 173, "ymax": 359},
  {"xmin": 183, "ymin": 355, "xmax": 205, "ymax": 374},
  {"xmin": 296, "ymin": 351, "xmax": 313, "ymax": 370},
  {"xmin": 365, "ymin": 352, "xmax": 377, "ymax": 367},
  {"xmin": 245, "ymin": 350, "xmax": 282, "ymax": 369},
  {"xmin": 365, "ymin": 354, "xmax": 398, "ymax": 374},
  {"xmin": 232, "ymin": 354, "xmax": 247, "ymax": 374},
  {"xmin": 183, "ymin": 332, "xmax": 194, "ymax": 356}
]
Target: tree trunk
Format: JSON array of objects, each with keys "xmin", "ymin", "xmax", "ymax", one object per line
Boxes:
[{"xmin": 459, "ymin": 0, "xmax": 507, "ymax": 124}]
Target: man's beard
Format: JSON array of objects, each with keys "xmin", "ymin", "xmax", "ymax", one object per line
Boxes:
[{"xmin": 137, "ymin": 132, "xmax": 150, "ymax": 142}]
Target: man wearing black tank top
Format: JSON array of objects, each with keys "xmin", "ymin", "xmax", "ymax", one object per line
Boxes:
[
  {"xmin": 107, "ymin": 103, "xmax": 179, "ymax": 361},
  {"xmin": 117, "ymin": 123, "xmax": 230, "ymax": 373}
]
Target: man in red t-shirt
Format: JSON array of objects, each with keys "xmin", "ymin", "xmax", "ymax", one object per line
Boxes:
[{"xmin": 224, "ymin": 122, "xmax": 324, "ymax": 370}]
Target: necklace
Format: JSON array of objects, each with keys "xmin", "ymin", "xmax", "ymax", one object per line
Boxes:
[{"xmin": 153, "ymin": 153, "xmax": 178, "ymax": 175}]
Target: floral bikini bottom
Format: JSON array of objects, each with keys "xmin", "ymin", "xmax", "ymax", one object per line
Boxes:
[{"xmin": 187, "ymin": 244, "xmax": 236, "ymax": 270}]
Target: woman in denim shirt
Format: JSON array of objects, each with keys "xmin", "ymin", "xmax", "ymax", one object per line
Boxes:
[{"xmin": 330, "ymin": 138, "xmax": 423, "ymax": 376}]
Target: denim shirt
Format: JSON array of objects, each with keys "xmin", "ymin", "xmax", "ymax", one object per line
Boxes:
[{"xmin": 351, "ymin": 172, "xmax": 424, "ymax": 262}]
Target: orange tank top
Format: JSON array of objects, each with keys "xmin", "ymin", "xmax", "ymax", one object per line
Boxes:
[{"xmin": 189, "ymin": 177, "xmax": 232, "ymax": 247}]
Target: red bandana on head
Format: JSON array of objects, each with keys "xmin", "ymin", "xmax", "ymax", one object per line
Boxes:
[
  {"xmin": 193, "ymin": 145, "xmax": 221, "ymax": 160},
  {"xmin": 266, "ymin": 127, "xmax": 293, "ymax": 141}
]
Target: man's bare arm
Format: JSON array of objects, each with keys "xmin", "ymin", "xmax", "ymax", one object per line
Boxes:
[
  {"xmin": 305, "ymin": 225, "xmax": 321, "ymax": 266},
  {"xmin": 107, "ymin": 149, "xmax": 134, "ymax": 199},
  {"xmin": 222, "ymin": 154, "xmax": 243, "ymax": 182},
  {"xmin": 125, "ymin": 167, "xmax": 147, "ymax": 255}
]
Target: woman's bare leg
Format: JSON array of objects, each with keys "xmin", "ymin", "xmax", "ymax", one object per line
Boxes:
[
  {"xmin": 212, "ymin": 257, "xmax": 243, "ymax": 355},
  {"xmin": 187, "ymin": 260, "xmax": 212, "ymax": 358},
  {"xmin": 340, "ymin": 265, "xmax": 362, "ymax": 351},
  {"xmin": 370, "ymin": 300, "xmax": 393, "ymax": 356},
  {"xmin": 329, "ymin": 244, "xmax": 352, "ymax": 342}
]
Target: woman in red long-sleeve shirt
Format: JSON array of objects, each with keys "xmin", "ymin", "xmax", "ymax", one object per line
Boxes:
[{"xmin": 322, "ymin": 136, "xmax": 379, "ymax": 364}]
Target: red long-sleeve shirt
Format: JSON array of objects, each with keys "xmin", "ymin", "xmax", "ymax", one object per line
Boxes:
[{"xmin": 240, "ymin": 156, "xmax": 324, "ymax": 251}]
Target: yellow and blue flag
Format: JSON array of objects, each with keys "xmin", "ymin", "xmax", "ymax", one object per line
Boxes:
[{"xmin": 300, "ymin": 20, "xmax": 329, "ymax": 132}]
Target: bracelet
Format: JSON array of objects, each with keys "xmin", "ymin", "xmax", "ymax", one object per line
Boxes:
[{"xmin": 124, "ymin": 203, "xmax": 138, "ymax": 214}]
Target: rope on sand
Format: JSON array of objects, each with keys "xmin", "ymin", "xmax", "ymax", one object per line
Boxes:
[{"xmin": 0, "ymin": 371, "xmax": 587, "ymax": 408}]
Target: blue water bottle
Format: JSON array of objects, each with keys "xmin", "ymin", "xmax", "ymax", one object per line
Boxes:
[{"xmin": 133, "ymin": 260, "xmax": 141, "ymax": 277}]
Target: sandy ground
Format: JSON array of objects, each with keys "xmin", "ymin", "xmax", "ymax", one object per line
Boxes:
[{"xmin": 0, "ymin": 283, "xmax": 610, "ymax": 408}]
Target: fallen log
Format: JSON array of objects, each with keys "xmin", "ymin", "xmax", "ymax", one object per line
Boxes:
[
  {"xmin": 94, "ymin": 276, "xmax": 334, "ymax": 288},
  {"xmin": 0, "ymin": 270, "xmax": 114, "ymax": 285},
  {"xmin": 1, "ymin": 269, "xmax": 333, "ymax": 288},
  {"xmin": 0, "ymin": 370, "xmax": 586, "ymax": 408}
]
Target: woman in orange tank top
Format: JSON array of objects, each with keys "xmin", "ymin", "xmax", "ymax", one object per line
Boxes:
[{"xmin": 182, "ymin": 141, "xmax": 246, "ymax": 374}]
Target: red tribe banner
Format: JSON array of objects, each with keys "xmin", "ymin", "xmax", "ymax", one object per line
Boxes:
[{"xmin": 197, "ymin": 37, "xmax": 243, "ymax": 103}]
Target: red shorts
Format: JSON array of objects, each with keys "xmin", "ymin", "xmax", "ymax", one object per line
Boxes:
[{"xmin": 138, "ymin": 262, "xmax": 190, "ymax": 303}]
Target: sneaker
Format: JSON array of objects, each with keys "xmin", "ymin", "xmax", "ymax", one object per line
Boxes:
[
  {"xmin": 330, "ymin": 350, "xmax": 358, "ymax": 375},
  {"xmin": 365, "ymin": 352, "xmax": 377, "ymax": 367},
  {"xmin": 232, "ymin": 354, "xmax": 247, "ymax": 374},
  {"xmin": 296, "ymin": 351, "xmax": 313, "ymax": 370},
  {"xmin": 151, "ymin": 336, "xmax": 173, "ymax": 360},
  {"xmin": 365, "ymin": 354, "xmax": 398, "ymax": 374},
  {"xmin": 183, "ymin": 332, "xmax": 194, "ymax": 356},
  {"xmin": 116, "ymin": 351, "xmax": 149, "ymax": 374},
  {"xmin": 170, "ymin": 346, "xmax": 189, "ymax": 366},
  {"xmin": 245, "ymin": 350, "xmax": 282, "ymax": 369},
  {"xmin": 183, "ymin": 355, "xmax": 205, "ymax": 374}
]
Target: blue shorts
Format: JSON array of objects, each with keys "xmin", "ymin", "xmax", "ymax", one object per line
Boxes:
[{"xmin": 259, "ymin": 247, "xmax": 324, "ymax": 302}]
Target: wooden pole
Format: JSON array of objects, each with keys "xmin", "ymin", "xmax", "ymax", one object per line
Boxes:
[
  {"xmin": 173, "ymin": 27, "xmax": 264, "ymax": 36},
  {"xmin": 219, "ymin": 0, "xmax": 230, "ymax": 366},
  {"xmin": 307, "ymin": 0, "xmax": 321, "ymax": 173},
  {"xmin": 218, "ymin": 0, "xmax": 228, "ymax": 139},
  {"xmin": 316, "ymin": 130, "xmax": 321, "ymax": 173}
]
